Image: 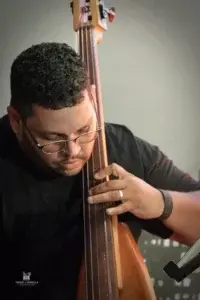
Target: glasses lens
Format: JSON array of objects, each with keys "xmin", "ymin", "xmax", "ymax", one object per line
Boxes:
[
  {"xmin": 77, "ymin": 131, "xmax": 97, "ymax": 144},
  {"xmin": 42, "ymin": 130, "xmax": 100, "ymax": 154},
  {"xmin": 42, "ymin": 141, "xmax": 66, "ymax": 154}
]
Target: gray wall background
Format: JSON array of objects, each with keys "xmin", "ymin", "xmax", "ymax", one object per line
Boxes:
[{"xmin": 0, "ymin": 0, "xmax": 200, "ymax": 298}]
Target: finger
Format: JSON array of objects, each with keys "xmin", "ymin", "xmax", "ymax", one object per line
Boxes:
[
  {"xmin": 88, "ymin": 190, "xmax": 124, "ymax": 204},
  {"xmin": 89, "ymin": 179, "xmax": 126, "ymax": 195},
  {"xmin": 94, "ymin": 163, "xmax": 128, "ymax": 180},
  {"xmin": 106, "ymin": 202, "xmax": 130, "ymax": 216}
]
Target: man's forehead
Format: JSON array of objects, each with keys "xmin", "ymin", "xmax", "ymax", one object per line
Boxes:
[
  {"xmin": 29, "ymin": 99, "xmax": 95, "ymax": 135},
  {"xmin": 43, "ymin": 115, "xmax": 94, "ymax": 136}
]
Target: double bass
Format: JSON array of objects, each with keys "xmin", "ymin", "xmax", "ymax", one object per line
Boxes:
[{"xmin": 70, "ymin": 1, "xmax": 157, "ymax": 299}]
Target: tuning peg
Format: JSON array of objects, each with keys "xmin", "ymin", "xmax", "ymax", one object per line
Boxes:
[
  {"xmin": 70, "ymin": 1, "xmax": 73, "ymax": 13},
  {"xmin": 108, "ymin": 7, "xmax": 116, "ymax": 23}
]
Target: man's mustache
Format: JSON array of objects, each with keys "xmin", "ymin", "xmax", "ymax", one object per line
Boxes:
[{"xmin": 59, "ymin": 153, "xmax": 86, "ymax": 163}]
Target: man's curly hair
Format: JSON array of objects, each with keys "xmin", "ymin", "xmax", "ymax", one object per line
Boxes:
[{"xmin": 10, "ymin": 42, "xmax": 89, "ymax": 118}]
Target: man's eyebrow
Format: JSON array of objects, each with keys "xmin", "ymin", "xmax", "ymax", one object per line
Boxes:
[{"xmin": 38, "ymin": 116, "xmax": 93, "ymax": 137}]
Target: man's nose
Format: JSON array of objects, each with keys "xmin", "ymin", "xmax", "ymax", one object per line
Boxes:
[{"xmin": 64, "ymin": 140, "xmax": 81, "ymax": 156}]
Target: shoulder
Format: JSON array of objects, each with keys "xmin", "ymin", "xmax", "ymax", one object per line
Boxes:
[
  {"xmin": 0, "ymin": 114, "xmax": 14, "ymax": 159},
  {"xmin": 105, "ymin": 122, "xmax": 137, "ymax": 145},
  {"xmin": 105, "ymin": 122, "xmax": 137, "ymax": 155},
  {"xmin": 105, "ymin": 122, "xmax": 146, "ymax": 178},
  {"xmin": 105, "ymin": 122, "xmax": 155, "ymax": 157},
  {"xmin": 0, "ymin": 155, "xmax": 5, "ymax": 193},
  {"xmin": 0, "ymin": 114, "xmax": 11, "ymax": 190},
  {"xmin": 106, "ymin": 123, "xmax": 162, "ymax": 168}
]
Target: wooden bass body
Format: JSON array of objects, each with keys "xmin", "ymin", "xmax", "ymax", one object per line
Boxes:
[{"xmin": 78, "ymin": 223, "xmax": 156, "ymax": 300}]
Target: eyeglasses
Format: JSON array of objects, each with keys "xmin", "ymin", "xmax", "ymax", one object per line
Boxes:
[{"xmin": 24, "ymin": 124, "xmax": 101, "ymax": 154}]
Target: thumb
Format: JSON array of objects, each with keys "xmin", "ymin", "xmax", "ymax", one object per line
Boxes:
[{"xmin": 94, "ymin": 163, "xmax": 129, "ymax": 180}]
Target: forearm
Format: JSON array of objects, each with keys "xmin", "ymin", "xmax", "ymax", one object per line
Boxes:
[{"xmin": 162, "ymin": 191, "xmax": 200, "ymax": 246}]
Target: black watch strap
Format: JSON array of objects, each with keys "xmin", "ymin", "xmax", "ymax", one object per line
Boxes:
[{"xmin": 158, "ymin": 189, "xmax": 173, "ymax": 221}]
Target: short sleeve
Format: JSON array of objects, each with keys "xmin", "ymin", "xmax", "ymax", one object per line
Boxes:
[
  {"xmin": 135, "ymin": 136, "xmax": 200, "ymax": 192},
  {"xmin": 106, "ymin": 124, "xmax": 200, "ymax": 239},
  {"xmin": 0, "ymin": 159, "xmax": 3, "ymax": 241},
  {"xmin": 134, "ymin": 136, "xmax": 200, "ymax": 238}
]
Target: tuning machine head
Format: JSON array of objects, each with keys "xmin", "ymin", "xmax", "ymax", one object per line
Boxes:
[{"xmin": 70, "ymin": 1, "xmax": 116, "ymax": 32}]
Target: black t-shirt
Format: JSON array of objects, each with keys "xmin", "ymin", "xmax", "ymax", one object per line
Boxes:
[{"xmin": 0, "ymin": 114, "xmax": 200, "ymax": 299}]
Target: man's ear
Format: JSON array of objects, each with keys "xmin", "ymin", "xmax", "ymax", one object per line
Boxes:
[{"xmin": 7, "ymin": 106, "xmax": 22, "ymax": 136}]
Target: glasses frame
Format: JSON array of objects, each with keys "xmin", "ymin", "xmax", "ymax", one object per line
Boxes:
[{"xmin": 24, "ymin": 122, "xmax": 101, "ymax": 154}]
